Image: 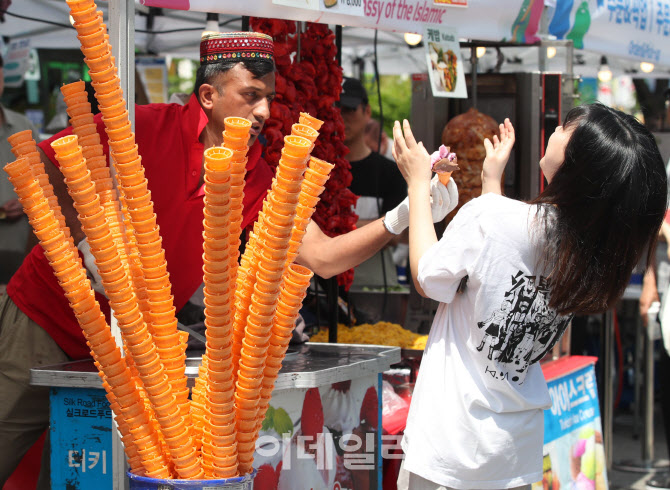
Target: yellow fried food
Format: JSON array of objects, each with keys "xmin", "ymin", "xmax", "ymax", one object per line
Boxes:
[{"xmin": 310, "ymin": 321, "xmax": 428, "ymax": 350}]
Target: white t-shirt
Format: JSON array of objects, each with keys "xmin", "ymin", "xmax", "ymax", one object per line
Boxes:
[{"xmin": 402, "ymin": 193, "xmax": 571, "ymax": 489}]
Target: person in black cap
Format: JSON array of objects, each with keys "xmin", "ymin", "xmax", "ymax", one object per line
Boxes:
[{"xmin": 339, "ymin": 77, "xmax": 409, "ymax": 289}]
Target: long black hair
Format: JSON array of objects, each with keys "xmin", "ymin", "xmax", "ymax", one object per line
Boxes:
[
  {"xmin": 533, "ymin": 103, "xmax": 667, "ymax": 314},
  {"xmin": 193, "ymin": 58, "xmax": 275, "ymax": 95}
]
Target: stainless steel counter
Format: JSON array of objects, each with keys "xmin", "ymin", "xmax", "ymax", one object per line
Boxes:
[{"xmin": 30, "ymin": 343, "xmax": 401, "ymax": 390}]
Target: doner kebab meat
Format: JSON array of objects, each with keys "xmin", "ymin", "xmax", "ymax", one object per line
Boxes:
[{"xmin": 441, "ymin": 108, "xmax": 499, "ymax": 221}]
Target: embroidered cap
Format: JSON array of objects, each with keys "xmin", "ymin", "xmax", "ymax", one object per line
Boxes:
[{"xmin": 200, "ymin": 32, "xmax": 275, "ymax": 65}]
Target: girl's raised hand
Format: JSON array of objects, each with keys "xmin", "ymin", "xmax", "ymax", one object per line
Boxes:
[
  {"xmin": 481, "ymin": 118, "xmax": 515, "ymax": 195},
  {"xmin": 392, "ymin": 119, "xmax": 433, "ymax": 189}
]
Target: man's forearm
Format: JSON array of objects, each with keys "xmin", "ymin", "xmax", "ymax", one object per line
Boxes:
[{"xmin": 296, "ymin": 219, "xmax": 394, "ymax": 278}]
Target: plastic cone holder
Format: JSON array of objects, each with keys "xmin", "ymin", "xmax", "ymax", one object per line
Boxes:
[
  {"xmin": 203, "ymin": 178, "xmax": 231, "ymax": 196},
  {"xmin": 283, "ymin": 135, "xmax": 312, "ymax": 157},
  {"xmin": 263, "ymin": 208, "xmax": 295, "ymax": 229},
  {"xmin": 67, "ymin": 0, "xmax": 96, "ymax": 16},
  {"xmin": 277, "ymin": 161, "xmax": 309, "ymax": 180},
  {"xmin": 288, "ymin": 263, "xmax": 313, "ymax": 282},
  {"xmin": 133, "ymin": 215, "xmax": 157, "ymax": 234},
  {"xmin": 237, "ymin": 363, "xmax": 264, "ymax": 380},
  {"xmin": 91, "ymin": 76, "xmax": 120, "ymax": 95},
  {"xmin": 51, "ymin": 134, "xmax": 81, "ymax": 156},
  {"xmin": 73, "ymin": 125, "xmax": 98, "ymax": 140},
  {"xmin": 142, "ymin": 276, "xmax": 169, "ymax": 292},
  {"xmin": 291, "ymin": 123, "xmax": 319, "ymax": 143},
  {"xmin": 100, "ymin": 121, "xmax": 133, "ymax": 145},
  {"xmin": 298, "ymin": 112, "xmax": 324, "ymax": 130},
  {"xmin": 100, "ymin": 100, "xmax": 128, "ymax": 120},
  {"xmin": 204, "ymin": 147, "xmax": 233, "ymax": 171},
  {"xmin": 222, "ymin": 131, "xmax": 249, "ymax": 149},
  {"xmin": 115, "ymin": 160, "xmax": 143, "ymax": 180},
  {"xmin": 135, "ymin": 239, "xmax": 162, "ymax": 257},
  {"xmin": 123, "ymin": 180, "xmax": 150, "ymax": 200},
  {"xmin": 305, "ymin": 166, "xmax": 330, "ymax": 184},
  {"xmin": 203, "ymin": 245, "xmax": 227, "ymax": 262},
  {"xmin": 72, "ymin": 16, "xmax": 102, "ymax": 36},
  {"xmin": 77, "ymin": 25, "xmax": 107, "ymax": 47},
  {"xmin": 233, "ymin": 391, "xmax": 258, "ymax": 410},
  {"xmin": 299, "ymin": 191, "xmax": 320, "ymax": 209},
  {"xmin": 108, "ymin": 135, "xmax": 135, "ymax": 154},
  {"xmin": 146, "ymin": 295, "xmax": 174, "ymax": 313},
  {"xmin": 64, "ymin": 90, "xmax": 89, "ymax": 105},
  {"xmin": 308, "ymin": 156, "xmax": 335, "ymax": 175},
  {"xmin": 7, "ymin": 131, "xmax": 36, "ymax": 150},
  {"xmin": 125, "ymin": 191, "xmax": 151, "ymax": 209},
  {"xmin": 273, "ymin": 176, "xmax": 303, "ymax": 197},
  {"xmin": 224, "ymin": 117, "xmax": 252, "ymax": 136},
  {"xmin": 68, "ymin": 103, "xmax": 94, "ymax": 119},
  {"xmin": 86, "ymin": 53, "xmax": 115, "ymax": 75}
]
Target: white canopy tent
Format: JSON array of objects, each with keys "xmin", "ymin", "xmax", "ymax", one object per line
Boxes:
[{"xmin": 3, "ymin": 0, "xmax": 670, "ymax": 80}]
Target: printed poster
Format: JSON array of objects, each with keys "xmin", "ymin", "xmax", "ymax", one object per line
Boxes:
[
  {"xmin": 136, "ymin": 57, "xmax": 169, "ymax": 104},
  {"xmin": 253, "ymin": 375, "xmax": 383, "ymax": 489},
  {"xmin": 424, "ymin": 25, "xmax": 467, "ymax": 98},
  {"xmin": 533, "ymin": 363, "xmax": 608, "ymax": 490}
]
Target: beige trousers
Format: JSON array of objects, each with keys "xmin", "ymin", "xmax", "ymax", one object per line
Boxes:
[
  {"xmin": 397, "ymin": 462, "xmax": 532, "ymax": 490},
  {"xmin": 0, "ymin": 294, "xmax": 69, "ymax": 489}
]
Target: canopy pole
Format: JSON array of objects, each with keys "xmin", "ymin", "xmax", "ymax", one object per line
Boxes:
[
  {"xmin": 470, "ymin": 46, "xmax": 478, "ymax": 110},
  {"xmin": 107, "ymin": 2, "xmax": 135, "ymax": 484}
]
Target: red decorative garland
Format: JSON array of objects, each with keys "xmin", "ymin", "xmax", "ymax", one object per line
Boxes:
[{"xmin": 251, "ymin": 18, "xmax": 358, "ymax": 290}]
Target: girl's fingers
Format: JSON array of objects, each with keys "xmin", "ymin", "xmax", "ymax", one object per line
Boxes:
[
  {"xmin": 483, "ymin": 138, "xmax": 493, "ymax": 155},
  {"xmin": 402, "ymin": 119, "xmax": 418, "ymax": 148},
  {"xmin": 492, "ymin": 135, "xmax": 500, "ymax": 148},
  {"xmin": 393, "ymin": 120, "xmax": 408, "ymax": 155}
]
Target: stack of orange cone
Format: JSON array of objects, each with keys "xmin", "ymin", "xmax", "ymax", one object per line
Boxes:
[
  {"xmin": 60, "ymin": 80, "xmax": 135, "ymax": 298},
  {"xmin": 7, "ymin": 131, "xmax": 71, "ymax": 243},
  {"xmin": 233, "ymin": 133, "xmax": 313, "ymax": 473},
  {"xmin": 66, "ymin": 0, "xmax": 190, "ymax": 427},
  {"xmin": 50, "ymin": 134, "xmax": 201, "ymax": 479},
  {"xmin": 4, "ymin": 155, "xmax": 169, "ymax": 478},
  {"xmin": 286, "ymin": 156, "xmax": 335, "ymax": 264},
  {"xmin": 254, "ymin": 264, "xmax": 313, "ymax": 438},
  {"xmin": 199, "ymin": 147, "xmax": 239, "ymax": 478}
]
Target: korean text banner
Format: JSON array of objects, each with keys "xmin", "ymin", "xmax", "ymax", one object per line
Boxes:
[
  {"xmin": 536, "ymin": 363, "xmax": 608, "ymax": 490},
  {"xmin": 545, "ymin": 0, "xmax": 670, "ymax": 65},
  {"xmin": 138, "ymin": 0, "xmax": 529, "ymax": 42}
]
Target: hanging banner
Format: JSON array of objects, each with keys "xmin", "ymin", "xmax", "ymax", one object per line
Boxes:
[
  {"xmin": 139, "ymin": 0, "xmax": 526, "ymax": 43},
  {"xmin": 546, "ymin": 0, "xmax": 670, "ymax": 65},
  {"xmin": 3, "ymin": 38, "xmax": 31, "ymax": 88},
  {"xmin": 424, "ymin": 25, "xmax": 467, "ymax": 98}
]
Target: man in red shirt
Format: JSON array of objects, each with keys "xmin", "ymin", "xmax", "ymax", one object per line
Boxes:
[{"xmin": 0, "ymin": 32, "xmax": 456, "ymax": 487}]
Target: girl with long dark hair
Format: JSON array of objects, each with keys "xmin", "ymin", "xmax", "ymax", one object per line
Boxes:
[{"xmin": 392, "ymin": 103, "xmax": 667, "ymax": 489}]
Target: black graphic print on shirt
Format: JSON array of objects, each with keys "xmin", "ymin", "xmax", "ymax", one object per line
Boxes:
[{"xmin": 476, "ymin": 271, "xmax": 571, "ymax": 383}]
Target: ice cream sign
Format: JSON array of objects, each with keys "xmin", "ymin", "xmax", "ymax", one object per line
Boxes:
[{"xmin": 534, "ymin": 362, "xmax": 608, "ymax": 490}]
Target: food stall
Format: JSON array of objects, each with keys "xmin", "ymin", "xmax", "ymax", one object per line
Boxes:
[
  {"xmin": 31, "ymin": 343, "xmax": 399, "ymax": 489},
  {"xmin": 4, "ymin": 0, "xmax": 668, "ymax": 488}
]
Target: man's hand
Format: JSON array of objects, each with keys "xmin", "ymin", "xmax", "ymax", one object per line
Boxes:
[
  {"xmin": 481, "ymin": 118, "xmax": 515, "ymax": 195},
  {"xmin": 77, "ymin": 238, "xmax": 106, "ymax": 296},
  {"xmin": 383, "ymin": 175, "xmax": 458, "ymax": 235},
  {"xmin": 1, "ymin": 198, "xmax": 24, "ymax": 220}
]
